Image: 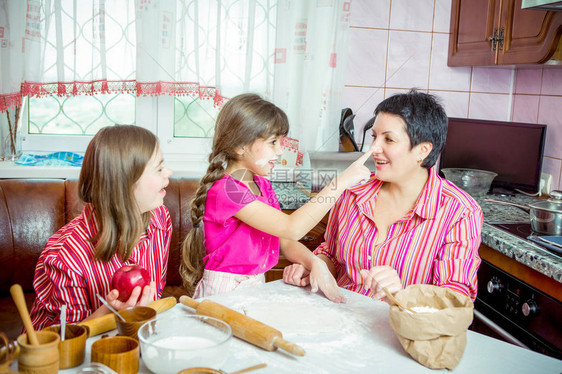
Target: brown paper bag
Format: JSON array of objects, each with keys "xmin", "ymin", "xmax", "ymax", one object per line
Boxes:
[{"xmin": 388, "ymin": 284, "xmax": 473, "ymax": 370}]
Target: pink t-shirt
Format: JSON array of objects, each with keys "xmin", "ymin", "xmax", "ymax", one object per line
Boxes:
[{"xmin": 203, "ymin": 174, "xmax": 280, "ymax": 275}]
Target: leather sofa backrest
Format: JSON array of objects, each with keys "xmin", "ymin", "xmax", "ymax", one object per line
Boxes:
[{"xmin": 0, "ymin": 178, "xmax": 198, "ymax": 297}]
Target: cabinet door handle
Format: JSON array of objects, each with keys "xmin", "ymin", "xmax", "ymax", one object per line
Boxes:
[
  {"xmin": 497, "ymin": 27, "xmax": 504, "ymax": 51},
  {"xmin": 488, "ymin": 27, "xmax": 498, "ymax": 51},
  {"xmin": 301, "ymin": 235, "xmax": 316, "ymax": 242}
]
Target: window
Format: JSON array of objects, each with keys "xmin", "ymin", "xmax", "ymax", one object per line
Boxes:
[
  {"xmin": 21, "ymin": 0, "xmax": 276, "ymax": 160},
  {"xmin": 23, "ymin": 93, "xmax": 219, "ymax": 156}
]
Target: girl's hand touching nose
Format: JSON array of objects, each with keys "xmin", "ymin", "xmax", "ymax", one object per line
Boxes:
[{"xmin": 337, "ymin": 145, "xmax": 375, "ymax": 189}]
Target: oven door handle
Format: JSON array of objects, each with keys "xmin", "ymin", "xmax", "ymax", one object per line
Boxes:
[{"xmin": 473, "ymin": 309, "xmax": 530, "ymax": 349}]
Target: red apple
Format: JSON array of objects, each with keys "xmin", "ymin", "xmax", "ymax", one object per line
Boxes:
[{"xmin": 111, "ymin": 264, "xmax": 150, "ymax": 302}]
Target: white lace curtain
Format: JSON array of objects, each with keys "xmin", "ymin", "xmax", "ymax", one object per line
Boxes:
[{"xmin": 0, "ymin": 0, "xmax": 351, "ymax": 151}]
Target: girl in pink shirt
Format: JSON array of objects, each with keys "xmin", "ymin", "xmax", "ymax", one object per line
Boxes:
[
  {"xmin": 180, "ymin": 94, "xmax": 374, "ymax": 300},
  {"xmin": 30, "ymin": 125, "xmax": 173, "ymax": 330}
]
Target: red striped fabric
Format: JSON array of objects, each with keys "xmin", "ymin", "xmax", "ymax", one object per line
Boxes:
[
  {"xmin": 314, "ymin": 168, "xmax": 482, "ymax": 301},
  {"xmin": 29, "ymin": 204, "xmax": 172, "ymax": 330}
]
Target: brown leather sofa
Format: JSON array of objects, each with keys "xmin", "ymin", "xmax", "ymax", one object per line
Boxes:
[{"xmin": 0, "ymin": 178, "xmax": 199, "ymax": 340}]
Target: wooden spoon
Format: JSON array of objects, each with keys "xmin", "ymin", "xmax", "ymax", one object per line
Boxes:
[
  {"xmin": 382, "ymin": 287, "xmax": 417, "ymax": 314},
  {"xmin": 360, "ymin": 269, "xmax": 416, "ymax": 313},
  {"xmin": 10, "ymin": 284, "xmax": 39, "ymax": 345}
]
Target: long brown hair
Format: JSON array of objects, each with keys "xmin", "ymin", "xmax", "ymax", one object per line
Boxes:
[
  {"xmin": 78, "ymin": 125, "xmax": 159, "ymax": 262},
  {"xmin": 180, "ymin": 93, "xmax": 289, "ymax": 295}
]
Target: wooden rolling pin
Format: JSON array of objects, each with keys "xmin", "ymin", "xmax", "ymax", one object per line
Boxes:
[
  {"xmin": 79, "ymin": 296, "xmax": 176, "ymax": 336},
  {"xmin": 179, "ymin": 296, "xmax": 305, "ymax": 357}
]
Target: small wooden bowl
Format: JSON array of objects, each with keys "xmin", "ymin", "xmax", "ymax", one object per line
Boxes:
[
  {"xmin": 91, "ymin": 335, "xmax": 139, "ymax": 374},
  {"xmin": 43, "ymin": 324, "xmax": 88, "ymax": 369},
  {"xmin": 17, "ymin": 330, "xmax": 60, "ymax": 374},
  {"xmin": 116, "ymin": 306, "xmax": 157, "ymax": 340}
]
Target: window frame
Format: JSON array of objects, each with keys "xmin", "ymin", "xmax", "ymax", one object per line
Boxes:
[{"xmin": 20, "ymin": 95, "xmax": 213, "ymax": 166}]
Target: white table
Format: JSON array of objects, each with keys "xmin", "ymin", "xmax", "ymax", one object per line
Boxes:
[{"xmin": 14, "ymin": 280, "xmax": 562, "ymax": 373}]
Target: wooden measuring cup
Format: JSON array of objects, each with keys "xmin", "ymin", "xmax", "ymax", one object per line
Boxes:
[
  {"xmin": 43, "ymin": 324, "xmax": 88, "ymax": 369},
  {"xmin": 91, "ymin": 335, "xmax": 139, "ymax": 374}
]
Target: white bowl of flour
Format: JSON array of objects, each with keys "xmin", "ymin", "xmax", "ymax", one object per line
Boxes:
[{"xmin": 138, "ymin": 315, "xmax": 232, "ymax": 374}]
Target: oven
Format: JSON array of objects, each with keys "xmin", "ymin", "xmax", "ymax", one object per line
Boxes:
[{"xmin": 472, "ymin": 223, "xmax": 562, "ymax": 359}]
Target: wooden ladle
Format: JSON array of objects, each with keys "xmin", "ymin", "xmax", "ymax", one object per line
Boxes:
[{"xmin": 10, "ymin": 284, "xmax": 39, "ymax": 345}]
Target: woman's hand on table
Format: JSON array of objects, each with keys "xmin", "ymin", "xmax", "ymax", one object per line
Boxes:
[
  {"xmin": 360, "ymin": 266, "xmax": 402, "ymax": 302},
  {"xmin": 283, "ymin": 261, "xmax": 346, "ymax": 303}
]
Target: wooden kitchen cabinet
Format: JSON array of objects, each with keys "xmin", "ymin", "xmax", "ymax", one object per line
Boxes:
[
  {"xmin": 265, "ymin": 212, "xmax": 329, "ymax": 282},
  {"xmin": 448, "ymin": 0, "xmax": 562, "ymax": 66}
]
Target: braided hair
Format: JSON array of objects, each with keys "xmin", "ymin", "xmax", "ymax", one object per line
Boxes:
[{"xmin": 179, "ymin": 94, "xmax": 289, "ymax": 295}]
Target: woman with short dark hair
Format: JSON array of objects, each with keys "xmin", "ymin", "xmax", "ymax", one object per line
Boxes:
[{"xmin": 284, "ymin": 90, "xmax": 483, "ymax": 302}]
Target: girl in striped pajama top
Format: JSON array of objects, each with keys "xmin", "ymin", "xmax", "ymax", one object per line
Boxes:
[
  {"xmin": 180, "ymin": 94, "xmax": 374, "ymax": 301},
  {"xmin": 29, "ymin": 125, "xmax": 173, "ymax": 330},
  {"xmin": 284, "ymin": 90, "xmax": 483, "ymax": 302}
]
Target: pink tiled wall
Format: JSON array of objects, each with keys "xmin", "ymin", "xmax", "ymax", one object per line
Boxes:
[{"xmin": 344, "ymin": 0, "xmax": 562, "ymax": 192}]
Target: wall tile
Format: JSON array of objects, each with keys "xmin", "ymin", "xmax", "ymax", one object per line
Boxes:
[
  {"xmin": 385, "ymin": 88, "xmax": 417, "ymax": 98},
  {"xmin": 511, "ymin": 94, "xmax": 539, "ymax": 124},
  {"xmin": 541, "ymin": 156, "xmax": 562, "ymax": 192},
  {"xmin": 350, "ymin": 0, "xmax": 390, "ymax": 28},
  {"xmin": 429, "ymin": 33, "xmax": 472, "ymax": 91},
  {"xmin": 538, "ymin": 95, "xmax": 562, "ymax": 159},
  {"xmin": 514, "ymin": 68, "xmax": 542, "ymax": 95},
  {"xmin": 468, "ymin": 93, "xmax": 511, "ymax": 121},
  {"xmin": 433, "ymin": 0, "xmax": 452, "ymax": 33},
  {"xmin": 346, "ymin": 1, "xmax": 562, "ymax": 166},
  {"xmin": 342, "ymin": 86, "xmax": 385, "ymax": 146},
  {"xmin": 390, "ymin": 0, "xmax": 434, "ymax": 32},
  {"xmin": 430, "ymin": 90, "xmax": 469, "ymax": 118},
  {"xmin": 386, "ymin": 30, "xmax": 432, "ymax": 89},
  {"xmin": 471, "ymin": 67, "xmax": 515, "ymax": 94},
  {"xmin": 345, "ymin": 28, "xmax": 388, "ymax": 87},
  {"xmin": 541, "ymin": 67, "xmax": 562, "ymax": 96}
]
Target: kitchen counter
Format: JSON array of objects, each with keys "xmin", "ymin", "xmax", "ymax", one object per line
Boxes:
[
  {"xmin": 478, "ymin": 194, "xmax": 562, "ymax": 283},
  {"xmin": 272, "ymin": 182, "xmax": 311, "ymax": 210},
  {"xmin": 273, "ymin": 182, "xmax": 562, "ymax": 285},
  {"xmin": 41, "ymin": 281, "xmax": 561, "ymax": 373}
]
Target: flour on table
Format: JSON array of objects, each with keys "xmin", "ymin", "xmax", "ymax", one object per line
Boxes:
[{"xmin": 244, "ymin": 301, "xmax": 343, "ymax": 335}]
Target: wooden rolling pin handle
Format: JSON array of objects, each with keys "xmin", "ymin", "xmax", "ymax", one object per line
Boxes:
[
  {"xmin": 273, "ymin": 336, "xmax": 306, "ymax": 357},
  {"xmin": 179, "ymin": 295, "xmax": 200, "ymax": 309},
  {"xmin": 78, "ymin": 313, "xmax": 114, "ymax": 337},
  {"xmin": 151, "ymin": 296, "xmax": 178, "ymax": 314},
  {"xmin": 179, "ymin": 296, "xmax": 306, "ymax": 357},
  {"xmin": 10, "ymin": 284, "xmax": 39, "ymax": 345}
]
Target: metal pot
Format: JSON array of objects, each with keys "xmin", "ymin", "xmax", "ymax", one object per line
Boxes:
[
  {"xmin": 486, "ymin": 190, "xmax": 562, "ymax": 236},
  {"xmin": 528, "ymin": 191, "xmax": 562, "ymax": 235}
]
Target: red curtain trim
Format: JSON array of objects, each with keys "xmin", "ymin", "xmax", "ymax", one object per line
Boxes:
[
  {"xmin": 0, "ymin": 92, "xmax": 23, "ymax": 112},
  {"xmin": 15, "ymin": 80, "xmax": 229, "ymax": 108}
]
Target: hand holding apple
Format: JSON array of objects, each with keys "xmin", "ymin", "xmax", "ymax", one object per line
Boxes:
[{"xmin": 111, "ymin": 264, "xmax": 150, "ymax": 302}]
